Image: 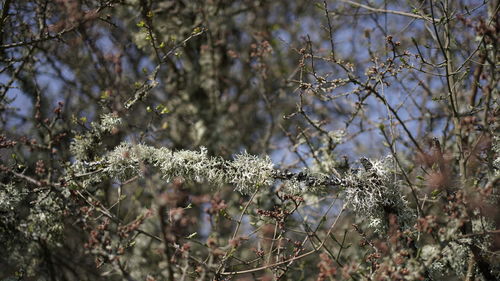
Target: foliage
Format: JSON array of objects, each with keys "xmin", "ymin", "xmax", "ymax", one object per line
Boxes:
[{"xmin": 0, "ymin": 0, "xmax": 499, "ymax": 280}]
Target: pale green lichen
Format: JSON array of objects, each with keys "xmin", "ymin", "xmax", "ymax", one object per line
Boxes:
[
  {"xmin": 155, "ymin": 146, "xmax": 224, "ymax": 184},
  {"xmin": 99, "ymin": 113, "xmax": 122, "ymax": 131},
  {"xmin": 0, "ymin": 182, "xmax": 65, "ymax": 277},
  {"xmin": 493, "ymin": 136, "xmax": 500, "ymax": 176},
  {"xmin": 70, "ymin": 113, "xmax": 121, "ymax": 161},
  {"xmin": 69, "ymin": 114, "xmax": 335, "ymax": 196},
  {"xmin": 343, "ymin": 156, "xmax": 415, "ymax": 233},
  {"xmin": 222, "ymin": 150, "xmax": 274, "ymax": 193},
  {"xmin": 80, "ymin": 143, "xmax": 275, "ymax": 194},
  {"xmin": 328, "ymin": 129, "xmax": 346, "ymax": 144}
]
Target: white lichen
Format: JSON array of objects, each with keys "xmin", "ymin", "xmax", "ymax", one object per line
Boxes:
[
  {"xmin": 225, "ymin": 151, "xmax": 274, "ymax": 193},
  {"xmin": 493, "ymin": 136, "xmax": 500, "ymax": 176},
  {"xmin": 343, "ymin": 156, "xmax": 415, "ymax": 233}
]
